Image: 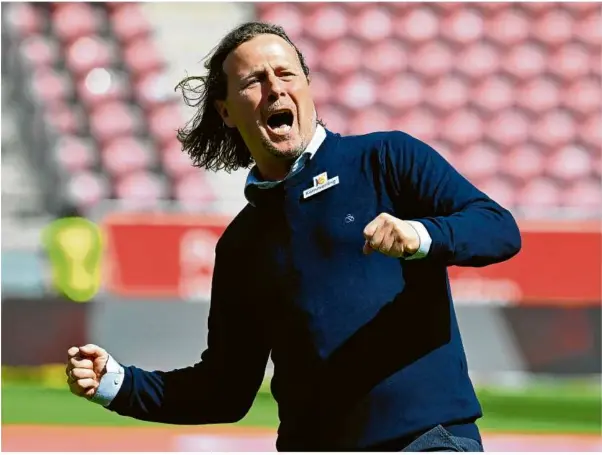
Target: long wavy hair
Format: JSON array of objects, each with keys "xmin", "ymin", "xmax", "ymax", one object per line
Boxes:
[{"xmin": 174, "ymin": 21, "xmax": 321, "ymax": 173}]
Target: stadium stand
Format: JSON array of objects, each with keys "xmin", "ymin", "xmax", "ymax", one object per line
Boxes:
[
  {"xmin": 2, "ymin": 2, "xmax": 601, "ymax": 220},
  {"xmin": 255, "ymin": 2, "xmax": 601, "ymax": 219},
  {"xmin": 2, "ymin": 2, "xmax": 214, "ymax": 216}
]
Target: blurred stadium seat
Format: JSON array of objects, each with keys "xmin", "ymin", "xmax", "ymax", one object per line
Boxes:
[
  {"xmin": 64, "ymin": 35, "xmax": 118, "ymax": 77},
  {"xmin": 51, "ymin": 3, "xmax": 105, "ymax": 43},
  {"xmin": 18, "ymin": 35, "xmax": 60, "ymax": 69},
  {"xmin": 89, "ymin": 101, "xmax": 143, "ymax": 144},
  {"xmin": 254, "ymin": 1, "xmax": 601, "ymax": 216},
  {"xmin": 114, "ymin": 171, "xmax": 168, "ymax": 206},
  {"xmin": 100, "ymin": 136, "xmax": 156, "ymax": 178},
  {"xmin": 2, "ymin": 2, "xmax": 599, "ymax": 219},
  {"xmin": 52, "ymin": 135, "xmax": 98, "ymax": 173}
]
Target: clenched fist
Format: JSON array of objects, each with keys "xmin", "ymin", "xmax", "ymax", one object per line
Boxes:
[
  {"xmin": 363, "ymin": 213, "xmax": 420, "ymax": 258},
  {"xmin": 66, "ymin": 344, "xmax": 109, "ymax": 399}
]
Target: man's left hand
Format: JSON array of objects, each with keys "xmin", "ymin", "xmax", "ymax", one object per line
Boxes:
[{"xmin": 363, "ymin": 213, "xmax": 420, "ymax": 258}]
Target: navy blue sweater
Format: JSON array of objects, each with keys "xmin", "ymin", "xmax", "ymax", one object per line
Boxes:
[{"xmin": 106, "ymin": 130, "xmax": 521, "ymax": 450}]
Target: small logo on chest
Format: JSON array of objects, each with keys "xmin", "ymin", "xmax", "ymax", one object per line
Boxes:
[
  {"xmin": 345, "ymin": 214, "xmax": 355, "ymax": 223},
  {"xmin": 303, "ymin": 171, "xmax": 340, "ymax": 199}
]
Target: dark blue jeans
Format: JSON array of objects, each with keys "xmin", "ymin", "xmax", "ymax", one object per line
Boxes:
[{"xmin": 401, "ymin": 425, "xmax": 484, "ymax": 452}]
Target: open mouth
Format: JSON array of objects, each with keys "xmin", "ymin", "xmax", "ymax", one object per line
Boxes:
[{"xmin": 266, "ymin": 109, "xmax": 294, "ymax": 135}]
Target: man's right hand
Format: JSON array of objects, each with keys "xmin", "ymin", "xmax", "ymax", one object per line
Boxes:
[{"xmin": 66, "ymin": 344, "xmax": 110, "ymax": 399}]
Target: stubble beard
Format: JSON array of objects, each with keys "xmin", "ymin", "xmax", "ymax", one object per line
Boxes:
[{"xmin": 261, "ymin": 114, "xmax": 317, "ymax": 163}]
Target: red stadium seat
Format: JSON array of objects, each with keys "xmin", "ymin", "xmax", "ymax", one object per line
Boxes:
[
  {"xmin": 294, "ymin": 38, "xmax": 319, "ymax": 72},
  {"xmin": 133, "ymin": 71, "xmax": 178, "ymax": 110},
  {"xmin": 548, "ymin": 43, "xmax": 591, "ymax": 81},
  {"xmin": 563, "ymin": 77, "xmax": 600, "ymax": 117},
  {"xmin": 110, "ymin": 4, "xmax": 153, "ymax": 43},
  {"xmin": 531, "ymin": 110, "xmax": 576, "ymax": 148},
  {"xmin": 65, "ymin": 171, "xmax": 110, "ymax": 211},
  {"xmin": 573, "ymin": 10, "xmax": 602, "ymax": 46},
  {"xmin": 305, "ymin": 5, "xmax": 349, "ymax": 42},
  {"xmin": 65, "ymin": 36, "xmax": 118, "ymax": 77},
  {"xmin": 308, "ymin": 71, "xmax": 333, "ymax": 106},
  {"xmin": 173, "ymin": 173, "xmax": 215, "ymax": 210},
  {"xmin": 503, "ymin": 43, "xmax": 547, "ymax": 80},
  {"xmin": 562, "ymin": 179, "xmax": 602, "ymax": 213},
  {"xmin": 147, "ymin": 103, "xmax": 185, "ymax": 146},
  {"xmin": 52, "ymin": 3, "xmax": 103, "ymax": 43},
  {"xmin": 471, "ymin": 75, "xmax": 514, "ymax": 113},
  {"xmin": 475, "ymin": 177, "xmax": 517, "ymax": 210},
  {"xmin": 395, "ymin": 108, "xmax": 438, "ymax": 143},
  {"xmin": 320, "ymin": 39, "xmax": 363, "ymax": 77},
  {"xmin": 161, "ymin": 140, "xmax": 195, "ymax": 178},
  {"xmin": 517, "ymin": 177, "xmax": 561, "ymax": 210},
  {"xmin": 361, "ymin": 40, "xmax": 407, "ymax": 79},
  {"xmin": 394, "ymin": 7, "xmax": 438, "ymax": 43},
  {"xmin": 89, "ymin": 102, "xmax": 142, "ymax": 145},
  {"xmin": 101, "ymin": 136, "xmax": 155, "ymax": 177},
  {"xmin": 318, "ymin": 104, "xmax": 349, "ymax": 135},
  {"xmin": 28, "ymin": 68, "xmax": 73, "ymax": 107},
  {"xmin": 43, "ymin": 103, "xmax": 85, "ymax": 136},
  {"xmin": 547, "ymin": 145, "xmax": 593, "ymax": 182},
  {"xmin": 19, "ymin": 35, "xmax": 60, "ymax": 69},
  {"xmin": 455, "ymin": 42, "xmax": 500, "ymax": 80},
  {"xmin": 532, "ymin": 9, "xmax": 573, "ymax": 45},
  {"xmin": 76, "ymin": 68, "xmax": 131, "ymax": 108},
  {"xmin": 502, "ymin": 144, "xmax": 545, "ymax": 182},
  {"xmin": 349, "ymin": 107, "xmax": 392, "ymax": 135},
  {"xmin": 4, "ymin": 3, "xmax": 45, "ymax": 39},
  {"xmin": 440, "ymin": 8, "xmax": 484, "ymax": 44},
  {"xmin": 578, "ymin": 113, "xmax": 602, "ymax": 149},
  {"xmin": 336, "ymin": 74, "xmax": 377, "ymax": 110},
  {"xmin": 440, "ymin": 109, "xmax": 483, "ymax": 146},
  {"xmin": 53, "ymin": 135, "xmax": 97, "ymax": 173},
  {"xmin": 409, "ymin": 42, "xmax": 454, "ymax": 80},
  {"xmin": 350, "ymin": 5, "xmax": 393, "ymax": 43},
  {"xmin": 259, "ymin": 3, "xmax": 304, "ymax": 40},
  {"xmin": 486, "ymin": 8, "xmax": 529, "ymax": 46},
  {"xmin": 516, "ymin": 77, "xmax": 560, "ymax": 115},
  {"xmin": 427, "ymin": 75, "xmax": 469, "ymax": 113},
  {"xmin": 455, "ymin": 143, "xmax": 500, "ymax": 181},
  {"xmin": 123, "ymin": 37, "xmax": 165, "ymax": 77},
  {"xmin": 379, "ymin": 74, "xmax": 424, "ymax": 112},
  {"xmin": 114, "ymin": 171, "xmax": 168, "ymax": 205}
]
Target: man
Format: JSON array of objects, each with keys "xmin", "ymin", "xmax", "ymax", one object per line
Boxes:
[{"xmin": 66, "ymin": 22, "xmax": 521, "ymax": 451}]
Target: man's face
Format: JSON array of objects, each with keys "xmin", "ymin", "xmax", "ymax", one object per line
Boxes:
[{"xmin": 217, "ymin": 34, "xmax": 316, "ymax": 165}]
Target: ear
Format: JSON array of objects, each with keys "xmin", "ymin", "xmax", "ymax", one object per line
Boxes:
[{"xmin": 214, "ymin": 100, "xmax": 236, "ymax": 128}]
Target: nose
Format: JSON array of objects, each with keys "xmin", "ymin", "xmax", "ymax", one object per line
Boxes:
[{"xmin": 265, "ymin": 73, "xmax": 285, "ymax": 103}]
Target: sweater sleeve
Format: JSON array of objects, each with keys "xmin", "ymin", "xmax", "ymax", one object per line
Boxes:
[
  {"xmin": 105, "ymin": 241, "xmax": 271, "ymax": 424},
  {"xmin": 381, "ymin": 132, "xmax": 522, "ymax": 267}
]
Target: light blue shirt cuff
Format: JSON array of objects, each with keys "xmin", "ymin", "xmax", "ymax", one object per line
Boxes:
[
  {"xmin": 404, "ymin": 221, "xmax": 432, "ymax": 260},
  {"xmin": 90, "ymin": 355, "xmax": 124, "ymax": 407}
]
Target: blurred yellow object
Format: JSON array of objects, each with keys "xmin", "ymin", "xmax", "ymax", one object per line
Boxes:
[{"xmin": 42, "ymin": 217, "xmax": 103, "ymax": 302}]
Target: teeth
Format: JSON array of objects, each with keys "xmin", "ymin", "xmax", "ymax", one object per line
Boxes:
[{"xmin": 271, "ymin": 124, "xmax": 291, "ymax": 135}]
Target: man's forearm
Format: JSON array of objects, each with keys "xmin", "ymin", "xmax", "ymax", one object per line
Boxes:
[{"xmin": 414, "ymin": 200, "xmax": 522, "ymax": 267}]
